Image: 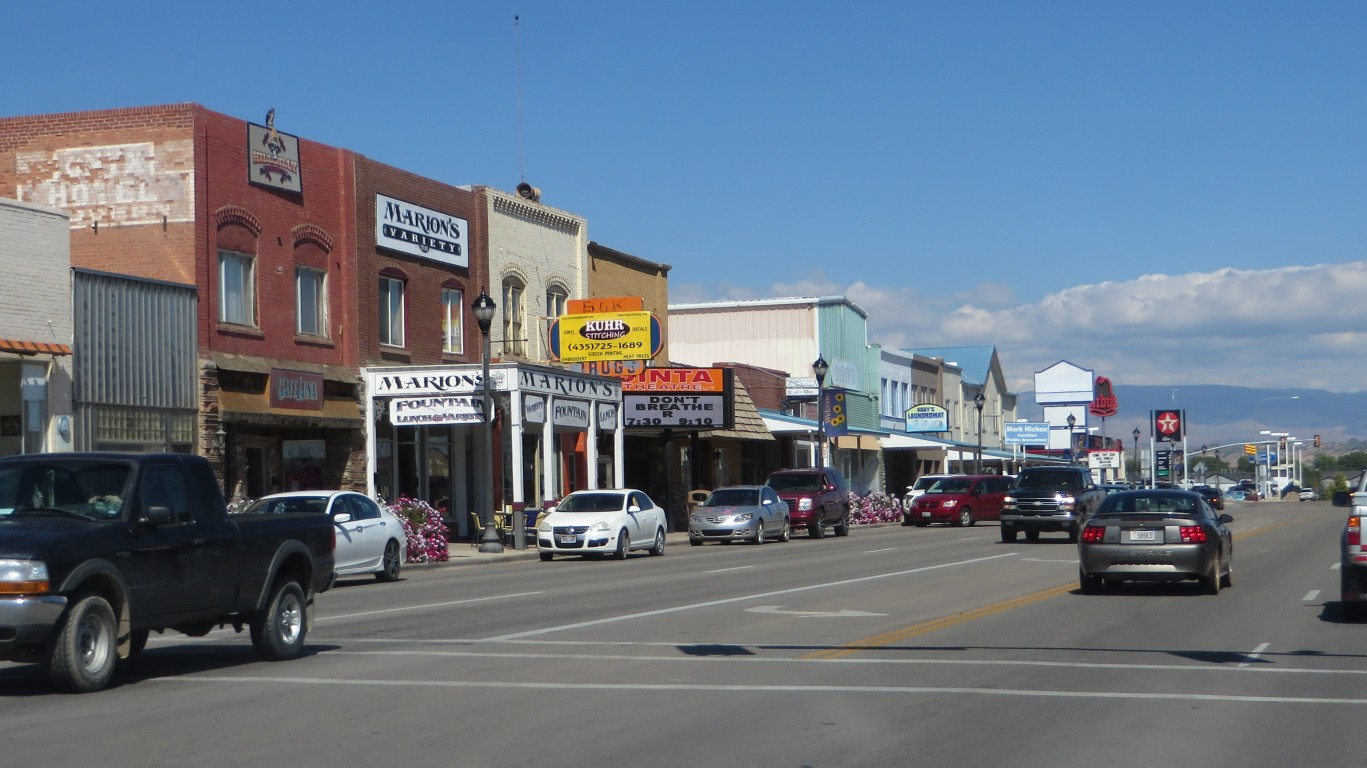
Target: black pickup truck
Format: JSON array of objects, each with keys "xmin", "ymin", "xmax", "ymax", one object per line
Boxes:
[
  {"xmin": 0, "ymin": 452, "xmax": 336, "ymax": 692},
  {"xmin": 999, "ymin": 465, "xmax": 1107, "ymax": 543}
]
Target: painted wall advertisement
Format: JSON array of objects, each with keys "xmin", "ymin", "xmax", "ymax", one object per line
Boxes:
[{"xmin": 622, "ymin": 367, "xmax": 733, "ymax": 429}]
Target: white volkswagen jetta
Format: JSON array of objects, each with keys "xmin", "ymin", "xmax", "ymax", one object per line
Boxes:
[{"xmin": 537, "ymin": 489, "xmax": 668, "ymax": 561}]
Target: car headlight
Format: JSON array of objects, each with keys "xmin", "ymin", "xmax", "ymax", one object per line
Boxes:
[
  {"xmin": 538, "ymin": 520, "xmax": 552, "ymax": 532},
  {"xmin": 690, "ymin": 515, "xmax": 703, "ymax": 523},
  {"xmin": 941, "ymin": 500, "xmax": 958, "ymax": 507},
  {"xmin": 590, "ymin": 520, "xmax": 612, "ymax": 531},
  {"xmin": 797, "ymin": 498, "xmax": 813, "ymax": 511},
  {"xmin": 0, "ymin": 559, "xmax": 50, "ymax": 594},
  {"xmin": 732, "ymin": 513, "xmax": 753, "ymax": 522}
]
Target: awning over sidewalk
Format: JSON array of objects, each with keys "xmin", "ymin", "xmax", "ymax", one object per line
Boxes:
[{"xmin": 0, "ymin": 338, "xmax": 71, "ymax": 356}]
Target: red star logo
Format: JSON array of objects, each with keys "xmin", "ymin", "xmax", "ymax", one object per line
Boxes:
[{"xmin": 1156, "ymin": 411, "xmax": 1180, "ymax": 435}]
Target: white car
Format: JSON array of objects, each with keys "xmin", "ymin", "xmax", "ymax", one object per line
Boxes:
[
  {"xmin": 243, "ymin": 491, "xmax": 407, "ymax": 581},
  {"xmin": 902, "ymin": 474, "xmax": 952, "ymax": 514},
  {"xmin": 537, "ymin": 489, "xmax": 668, "ymax": 561}
]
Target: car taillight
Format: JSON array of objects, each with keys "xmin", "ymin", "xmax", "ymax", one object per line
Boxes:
[
  {"xmin": 1178, "ymin": 526, "xmax": 1207, "ymax": 543},
  {"xmin": 1081, "ymin": 525, "xmax": 1105, "ymax": 543},
  {"xmin": 330, "ymin": 526, "xmax": 338, "ymax": 552},
  {"xmin": 1348, "ymin": 516, "xmax": 1361, "ymax": 547}
]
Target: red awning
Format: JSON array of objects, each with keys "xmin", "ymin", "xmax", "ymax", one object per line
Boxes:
[{"xmin": 0, "ymin": 338, "xmax": 72, "ymax": 356}]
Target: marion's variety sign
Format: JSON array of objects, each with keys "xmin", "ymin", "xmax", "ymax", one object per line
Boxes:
[
  {"xmin": 374, "ymin": 193, "xmax": 469, "ymax": 268},
  {"xmin": 621, "ymin": 367, "xmax": 733, "ymax": 429}
]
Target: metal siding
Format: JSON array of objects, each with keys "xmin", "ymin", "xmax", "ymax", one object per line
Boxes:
[{"xmin": 74, "ymin": 272, "xmax": 198, "ymax": 409}]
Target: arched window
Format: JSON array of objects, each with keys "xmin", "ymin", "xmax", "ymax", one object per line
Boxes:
[
  {"xmin": 544, "ymin": 283, "xmax": 568, "ymax": 359},
  {"xmin": 502, "ymin": 276, "xmax": 526, "ymax": 357}
]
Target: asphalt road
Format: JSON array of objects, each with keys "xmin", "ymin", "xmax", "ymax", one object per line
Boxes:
[{"xmin": 3, "ymin": 499, "xmax": 1360, "ymax": 768}]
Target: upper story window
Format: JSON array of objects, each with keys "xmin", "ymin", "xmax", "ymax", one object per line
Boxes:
[
  {"xmin": 502, "ymin": 278, "xmax": 525, "ymax": 357},
  {"xmin": 379, "ymin": 276, "xmax": 406, "ymax": 347},
  {"xmin": 441, "ymin": 287, "xmax": 464, "ymax": 354},
  {"xmin": 218, "ymin": 250, "xmax": 256, "ymax": 327},
  {"xmin": 544, "ymin": 284, "xmax": 567, "ymax": 359},
  {"xmin": 296, "ymin": 266, "xmax": 327, "ymax": 337}
]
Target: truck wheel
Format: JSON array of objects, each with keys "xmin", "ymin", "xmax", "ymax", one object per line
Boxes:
[
  {"xmin": 1025, "ymin": 529, "xmax": 1041, "ymax": 542},
  {"xmin": 376, "ymin": 540, "xmax": 402, "ymax": 582},
  {"xmin": 809, "ymin": 521, "xmax": 825, "ymax": 539},
  {"xmin": 48, "ymin": 593, "xmax": 118, "ymax": 693},
  {"xmin": 251, "ymin": 579, "xmax": 307, "ymax": 661},
  {"xmin": 1000, "ymin": 525, "xmax": 1018, "ymax": 543},
  {"xmin": 1066, "ymin": 524, "xmax": 1079, "ymax": 544},
  {"xmin": 834, "ymin": 512, "xmax": 850, "ymax": 537}
]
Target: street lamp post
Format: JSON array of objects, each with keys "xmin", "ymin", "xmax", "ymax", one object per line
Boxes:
[
  {"xmin": 473, "ymin": 290, "xmax": 503, "ymax": 554},
  {"xmin": 812, "ymin": 355, "xmax": 828, "ymax": 468},
  {"xmin": 974, "ymin": 392, "xmax": 985, "ymax": 474},
  {"xmin": 1132, "ymin": 427, "xmax": 1141, "ymax": 484},
  {"xmin": 1066, "ymin": 413, "xmax": 1077, "ymax": 466}
]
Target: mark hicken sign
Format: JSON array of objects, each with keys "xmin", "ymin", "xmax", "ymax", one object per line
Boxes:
[
  {"xmin": 270, "ymin": 369, "xmax": 324, "ymax": 411},
  {"xmin": 375, "ymin": 193, "xmax": 469, "ymax": 268}
]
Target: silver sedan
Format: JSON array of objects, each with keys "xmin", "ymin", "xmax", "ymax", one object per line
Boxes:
[
  {"xmin": 689, "ymin": 485, "xmax": 790, "ymax": 545},
  {"xmin": 1078, "ymin": 489, "xmax": 1233, "ymax": 594}
]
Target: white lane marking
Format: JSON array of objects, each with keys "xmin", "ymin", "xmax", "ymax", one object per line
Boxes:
[
  {"xmin": 746, "ymin": 606, "xmax": 886, "ymax": 618},
  {"xmin": 316, "ymin": 645, "xmax": 1367, "ymax": 676},
  {"xmin": 1239, "ymin": 642, "xmax": 1271, "ymax": 668},
  {"xmin": 1304, "ymin": 590, "xmax": 1321, "ymax": 602},
  {"xmin": 1021, "ymin": 558, "xmax": 1078, "ymax": 563},
  {"xmin": 863, "ymin": 547, "xmax": 898, "ymax": 554},
  {"xmin": 1332, "ymin": 563, "xmax": 1342, "ymax": 570},
  {"xmin": 320, "ymin": 592, "xmax": 543, "ymax": 622},
  {"xmin": 154, "ymin": 675, "xmax": 1367, "ymax": 704},
  {"xmin": 703, "ymin": 565, "xmax": 755, "ymax": 574},
  {"xmin": 482, "ymin": 552, "xmax": 1018, "ymax": 641}
]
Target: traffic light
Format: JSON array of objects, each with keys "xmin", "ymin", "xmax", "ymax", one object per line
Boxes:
[{"xmin": 1314, "ymin": 434, "xmax": 1321, "ymax": 448}]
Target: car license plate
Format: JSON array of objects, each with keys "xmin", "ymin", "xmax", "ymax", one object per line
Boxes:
[
  {"xmin": 922, "ymin": 511, "xmax": 931, "ymax": 518},
  {"xmin": 1129, "ymin": 529, "xmax": 1156, "ymax": 542},
  {"xmin": 559, "ymin": 534, "xmax": 577, "ymax": 544}
]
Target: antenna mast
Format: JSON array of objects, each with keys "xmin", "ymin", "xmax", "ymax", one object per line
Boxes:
[{"xmin": 515, "ymin": 14, "xmax": 525, "ymax": 183}]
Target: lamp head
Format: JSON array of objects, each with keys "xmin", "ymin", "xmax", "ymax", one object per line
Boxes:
[
  {"xmin": 812, "ymin": 355, "xmax": 829, "ymax": 384},
  {"xmin": 1132, "ymin": 427, "xmax": 1141, "ymax": 439},
  {"xmin": 1066, "ymin": 413, "xmax": 1076, "ymax": 428},
  {"xmin": 974, "ymin": 392, "xmax": 985, "ymax": 410},
  {"xmin": 472, "ymin": 289, "xmax": 496, "ymax": 333}
]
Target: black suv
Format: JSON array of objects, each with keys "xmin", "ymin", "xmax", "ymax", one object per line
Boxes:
[{"xmin": 1191, "ymin": 485, "xmax": 1224, "ymax": 510}]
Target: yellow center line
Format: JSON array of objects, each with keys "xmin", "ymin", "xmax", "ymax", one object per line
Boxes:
[{"xmin": 803, "ymin": 512, "xmax": 1318, "ymax": 661}]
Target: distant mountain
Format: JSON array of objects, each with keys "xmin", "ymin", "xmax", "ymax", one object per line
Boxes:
[{"xmin": 1015, "ymin": 385, "xmax": 1361, "ymax": 455}]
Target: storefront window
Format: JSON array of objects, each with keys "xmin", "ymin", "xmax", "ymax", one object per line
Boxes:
[{"xmin": 282, "ymin": 440, "xmax": 325, "ymax": 491}]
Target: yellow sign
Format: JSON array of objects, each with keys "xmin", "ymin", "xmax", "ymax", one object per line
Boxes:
[
  {"xmin": 553, "ymin": 311, "xmax": 655, "ymax": 363},
  {"xmin": 1244, "ymin": 444, "xmax": 1256, "ymax": 455}
]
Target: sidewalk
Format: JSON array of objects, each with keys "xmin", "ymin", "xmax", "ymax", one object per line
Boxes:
[{"xmin": 419, "ymin": 530, "xmax": 696, "ymax": 568}]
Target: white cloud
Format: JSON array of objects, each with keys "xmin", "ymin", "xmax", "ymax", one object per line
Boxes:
[{"xmin": 678, "ymin": 260, "xmax": 1367, "ymax": 394}]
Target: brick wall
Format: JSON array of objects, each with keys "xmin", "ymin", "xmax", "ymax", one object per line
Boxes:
[{"xmin": 354, "ymin": 156, "xmax": 486, "ymax": 367}]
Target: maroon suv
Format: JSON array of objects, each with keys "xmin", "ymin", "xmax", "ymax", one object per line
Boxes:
[
  {"xmin": 764, "ymin": 467, "xmax": 851, "ymax": 538},
  {"xmin": 907, "ymin": 474, "xmax": 1011, "ymax": 527}
]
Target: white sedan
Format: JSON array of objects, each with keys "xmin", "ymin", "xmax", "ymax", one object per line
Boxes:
[
  {"xmin": 536, "ymin": 489, "xmax": 668, "ymax": 561},
  {"xmin": 243, "ymin": 491, "xmax": 407, "ymax": 581}
]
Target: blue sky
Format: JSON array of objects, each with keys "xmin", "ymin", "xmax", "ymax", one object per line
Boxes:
[{"xmin": 9, "ymin": 1, "xmax": 1367, "ymax": 393}]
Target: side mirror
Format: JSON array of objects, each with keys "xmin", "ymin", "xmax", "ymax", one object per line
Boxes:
[
  {"xmin": 1218, "ymin": 513, "xmax": 1233, "ymax": 524},
  {"xmin": 143, "ymin": 505, "xmax": 175, "ymax": 526},
  {"xmin": 333, "ymin": 512, "xmax": 353, "ymax": 524},
  {"xmin": 627, "ymin": 504, "xmax": 642, "ymax": 513},
  {"xmin": 1333, "ymin": 491, "xmax": 1352, "ymax": 507}
]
